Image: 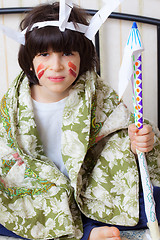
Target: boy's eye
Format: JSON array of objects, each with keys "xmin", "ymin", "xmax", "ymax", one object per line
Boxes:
[
  {"xmin": 63, "ymin": 52, "xmax": 73, "ymax": 57},
  {"xmin": 39, "ymin": 52, "xmax": 49, "ymax": 57}
]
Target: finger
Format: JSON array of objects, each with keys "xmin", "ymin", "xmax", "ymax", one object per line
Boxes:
[
  {"xmin": 134, "ymin": 132, "xmax": 155, "ymax": 143},
  {"xmin": 128, "ymin": 125, "xmax": 139, "ymax": 142},
  {"xmin": 135, "ymin": 145, "xmax": 154, "ymax": 153},
  {"xmin": 133, "ymin": 139, "xmax": 154, "ymax": 152},
  {"xmin": 128, "ymin": 124, "xmax": 139, "ymax": 134},
  {"xmin": 136, "ymin": 138, "xmax": 154, "ymax": 148},
  {"xmin": 136, "ymin": 124, "xmax": 153, "ymax": 136}
]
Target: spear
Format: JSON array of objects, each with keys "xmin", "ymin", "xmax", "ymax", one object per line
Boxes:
[{"xmin": 119, "ymin": 22, "xmax": 160, "ymax": 240}]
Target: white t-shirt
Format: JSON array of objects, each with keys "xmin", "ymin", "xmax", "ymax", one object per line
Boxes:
[{"xmin": 32, "ymin": 97, "xmax": 69, "ymax": 178}]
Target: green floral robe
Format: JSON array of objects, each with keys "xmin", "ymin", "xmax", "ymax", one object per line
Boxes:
[{"xmin": 0, "ymin": 71, "xmax": 160, "ymax": 239}]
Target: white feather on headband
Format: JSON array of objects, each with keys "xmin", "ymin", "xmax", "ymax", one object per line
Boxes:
[{"xmin": 0, "ymin": 0, "xmax": 124, "ymax": 45}]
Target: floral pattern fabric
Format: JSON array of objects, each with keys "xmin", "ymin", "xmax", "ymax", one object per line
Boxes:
[
  {"xmin": 0, "ymin": 71, "xmax": 160, "ymax": 239},
  {"xmin": 0, "ymin": 228, "xmax": 155, "ymax": 240}
]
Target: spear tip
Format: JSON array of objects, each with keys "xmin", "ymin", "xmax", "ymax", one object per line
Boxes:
[{"xmin": 132, "ymin": 22, "xmax": 138, "ymax": 29}]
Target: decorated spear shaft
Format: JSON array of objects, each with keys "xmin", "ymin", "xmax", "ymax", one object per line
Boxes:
[
  {"xmin": 132, "ymin": 50, "xmax": 160, "ymax": 240},
  {"xmin": 132, "ymin": 54, "xmax": 143, "ymax": 130}
]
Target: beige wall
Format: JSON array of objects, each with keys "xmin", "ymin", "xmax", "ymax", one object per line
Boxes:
[{"xmin": 0, "ymin": 0, "xmax": 159, "ymax": 126}]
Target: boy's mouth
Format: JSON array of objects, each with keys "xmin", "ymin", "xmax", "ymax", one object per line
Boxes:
[{"xmin": 47, "ymin": 76, "xmax": 65, "ymax": 82}]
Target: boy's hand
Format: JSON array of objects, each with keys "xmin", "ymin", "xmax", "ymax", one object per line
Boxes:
[{"xmin": 128, "ymin": 124, "xmax": 155, "ymax": 154}]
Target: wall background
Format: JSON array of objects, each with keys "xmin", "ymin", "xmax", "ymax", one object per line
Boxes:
[{"xmin": 0, "ymin": 0, "xmax": 159, "ymax": 126}]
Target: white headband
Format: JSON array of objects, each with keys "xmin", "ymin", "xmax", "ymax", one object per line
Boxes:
[{"xmin": 0, "ymin": 0, "xmax": 124, "ymax": 45}]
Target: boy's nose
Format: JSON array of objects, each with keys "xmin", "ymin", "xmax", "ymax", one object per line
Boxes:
[{"xmin": 48, "ymin": 54, "xmax": 63, "ymax": 71}]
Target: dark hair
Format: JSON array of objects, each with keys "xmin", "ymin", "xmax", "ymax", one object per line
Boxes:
[{"xmin": 18, "ymin": 2, "xmax": 99, "ymax": 85}]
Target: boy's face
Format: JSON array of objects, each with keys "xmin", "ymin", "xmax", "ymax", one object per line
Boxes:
[{"xmin": 31, "ymin": 49, "xmax": 80, "ymax": 102}]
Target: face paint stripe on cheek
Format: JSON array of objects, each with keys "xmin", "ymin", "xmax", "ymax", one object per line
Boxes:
[
  {"xmin": 37, "ymin": 63, "xmax": 45, "ymax": 74},
  {"xmin": 68, "ymin": 62, "xmax": 77, "ymax": 71},
  {"xmin": 38, "ymin": 70, "xmax": 45, "ymax": 80},
  {"xmin": 69, "ymin": 68, "xmax": 77, "ymax": 78},
  {"xmin": 36, "ymin": 63, "xmax": 45, "ymax": 80}
]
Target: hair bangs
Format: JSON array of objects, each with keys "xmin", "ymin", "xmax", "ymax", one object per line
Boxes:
[
  {"xmin": 26, "ymin": 27, "xmax": 65, "ymax": 57},
  {"xmin": 26, "ymin": 26, "xmax": 83, "ymax": 58},
  {"xmin": 62, "ymin": 29, "xmax": 85, "ymax": 53}
]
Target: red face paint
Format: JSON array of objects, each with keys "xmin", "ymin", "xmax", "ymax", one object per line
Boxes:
[
  {"xmin": 69, "ymin": 68, "xmax": 77, "ymax": 78},
  {"xmin": 68, "ymin": 61, "xmax": 77, "ymax": 78},
  {"xmin": 38, "ymin": 70, "xmax": 45, "ymax": 80},
  {"xmin": 68, "ymin": 62, "xmax": 77, "ymax": 71},
  {"xmin": 37, "ymin": 63, "xmax": 45, "ymax": 79},
  {"xmin": 37, "ymin": 63, "xmax": 44, "ymax": 74}
]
